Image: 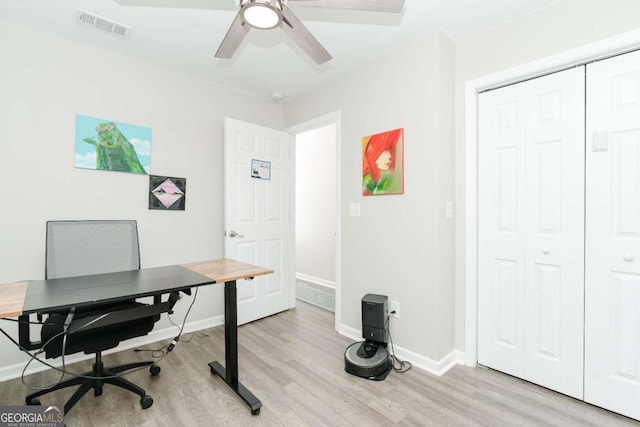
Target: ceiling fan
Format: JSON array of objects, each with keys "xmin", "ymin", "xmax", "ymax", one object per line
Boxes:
[{"xmin": 115, "ymin": 0, "xmax": 406, "ymax": 64}]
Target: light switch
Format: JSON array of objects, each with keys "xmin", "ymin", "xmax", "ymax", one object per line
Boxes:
[
  {"xmin": 592, "ymin": 131, "xmax": 609, "ymax": 152},
  {"xmin": 349, "ymin": 203, "xmax": 361, "ymax": 217},
  {"xmin": 446, "ymin": 201, "xmax": 454, "ymax": 220}
]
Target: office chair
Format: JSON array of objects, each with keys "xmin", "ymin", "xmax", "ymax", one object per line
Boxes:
[{"xmin": 25, "ymin": 220, "xmax": 160, "ymax": 414}]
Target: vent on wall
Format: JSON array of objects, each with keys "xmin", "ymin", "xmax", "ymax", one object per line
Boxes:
[{"xmin": 76, "ymin": 9, "xmax": 132, "ymax": 39}]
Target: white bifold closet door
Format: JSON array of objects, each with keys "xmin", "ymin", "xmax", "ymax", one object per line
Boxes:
[
  {"xmin": 478, "ymin": 67, "xmax": 586, "ymax": 399},
  {"xmin": 584, "ymin": 49, "xmax": 640, "ymax": 420}
]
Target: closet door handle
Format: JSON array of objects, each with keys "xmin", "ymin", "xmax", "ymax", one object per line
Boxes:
[
  {"xmin": 624, "ymin": 253, "xmax": 634, "ymax": 262},
  {"xmin": 542, "ymin": 246, "xmax": 551, "ymax": 255}
]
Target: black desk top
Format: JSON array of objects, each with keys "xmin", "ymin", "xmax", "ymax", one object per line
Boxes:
[{"xmin": 22, "ymin": 265, "xmax": 215, "ymax": 314}]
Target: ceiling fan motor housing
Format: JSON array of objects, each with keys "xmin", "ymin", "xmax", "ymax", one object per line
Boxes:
[{"xmin": 241, "ymin": 0, "xmax": 283, "ymax": 30}]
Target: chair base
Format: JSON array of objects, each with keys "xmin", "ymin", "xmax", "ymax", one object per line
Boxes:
[{"xmin": 26, "ymin": 352, "xmax": 157, "ymax": 415}]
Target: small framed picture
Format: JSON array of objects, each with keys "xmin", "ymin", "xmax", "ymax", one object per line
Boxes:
[
  {"xmin": 251, "ymin": 159, "xmax": 271, "ymax": 180},
  {"xmin": 149, "ymin": 175, "xmax": 186, "ymax": 210}
]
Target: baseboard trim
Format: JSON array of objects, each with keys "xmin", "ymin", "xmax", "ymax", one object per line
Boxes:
[
  {"xmin": 454, "ymin": 350, "xmax": 468, "ymax": 366},
  {"xmin": 337, "ymin": 323, "xmax": 463, "ymax": 377},
  {"xmin": 0, "ymin": 315, "xmax": 224, "ymax": 383},
  {"xmin": 295, "ymin": 273, "xmax": 336, "ymax": 290}
]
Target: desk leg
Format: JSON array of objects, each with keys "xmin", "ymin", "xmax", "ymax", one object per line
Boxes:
[{"xmin": 208, "ymin": 280, "xmax": 262, "ymax": 415}]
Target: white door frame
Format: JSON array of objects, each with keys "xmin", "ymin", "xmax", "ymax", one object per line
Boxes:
[
  {"xmin": 286, "ymin": 111, "xmax": 342, "ymax": 332},
  {"xmin": 464, "ymin": 29, "xmax": 640, "ymax": 367}
]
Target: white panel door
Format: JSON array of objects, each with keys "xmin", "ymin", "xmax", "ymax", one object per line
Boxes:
[
  {"xmin": 479, "ymin": 67, "xmax": 585, "ymax": 398},
  {"xmin": 585, "ymin": 50, "xmax": 640, "ymax": 420},
  {"xmin": 225, "ymin": 117, "xmax": 294, "ymax": 325},
  {"xmin": 523, "ymin": 67, "xmax": 585, "ymax": 399},
  {"xmin": 479, "ymin": 80, "xmax": 527, "ymax": 378}
]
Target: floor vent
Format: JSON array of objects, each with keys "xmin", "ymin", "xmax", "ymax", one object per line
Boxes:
[{"xmin": 76, "ymin": 9, "xmax": 132, "ymax": 39}]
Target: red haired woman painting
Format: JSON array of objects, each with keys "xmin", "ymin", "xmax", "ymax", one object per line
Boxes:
[{"xmin": 362, "ymin": 128, "xmax": 404, "ymax": 195}]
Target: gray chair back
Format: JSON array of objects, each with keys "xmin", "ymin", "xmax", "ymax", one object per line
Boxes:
[{"xmin": 46, "ymin": 220, "xmax": 140, "ymax": 279}]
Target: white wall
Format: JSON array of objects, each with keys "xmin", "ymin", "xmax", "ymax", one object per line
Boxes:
[
  {"xmin": 295, "ymin": 124, "xmax": 336, "ymax": 286},
  {"xmin": 0, "ymin": 19, "xmax": 283, "ymax": 375},
  {"xmin": 454, "ymin": 0, "xmax": 640, "ymax": 350},
  {"xmin": 285, "ymin": 30, "xmax": 456, "ymax": 364}
]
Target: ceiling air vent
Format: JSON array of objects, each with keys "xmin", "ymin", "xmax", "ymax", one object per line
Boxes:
[{"xmin": 76, "ymin": 9, "xmax": 132, "ymax": 39}]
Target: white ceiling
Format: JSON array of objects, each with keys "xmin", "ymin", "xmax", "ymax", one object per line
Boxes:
[{"xmin": 2, "ymin": 0, "xmax": 559, "ymax": 101}]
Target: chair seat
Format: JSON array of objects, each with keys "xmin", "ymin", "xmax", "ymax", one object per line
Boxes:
[{"xmin": 42, "ymin": 302, "xmax": 155, "ymax": 359}]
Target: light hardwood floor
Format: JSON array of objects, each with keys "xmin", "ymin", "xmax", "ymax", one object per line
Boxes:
[{"xmin": 1, "ymin": 301, "xmax": 638, "ymax": 426}]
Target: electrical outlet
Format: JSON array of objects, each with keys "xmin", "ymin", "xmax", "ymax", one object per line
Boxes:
[
  {"xmin": 349, "ymin": 202, "xmax": 361, "ymax": 217},
  {"xmin": 390, "ymin": 300, "xmax": 400, "ymax": 319}
]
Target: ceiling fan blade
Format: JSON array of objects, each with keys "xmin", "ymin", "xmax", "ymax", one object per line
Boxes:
[
  {"xmin": 281, "ymin": 4, "xmax": 332, "ymax": 65},
  {"xmin": 286, "ymin": 0, "xmax": 405, "ymax": 13},
  {"xmin": 113, "ymin": 0, "xmax": 237, "ymax": 10},
  {"xmin": 215, "ymin": 11, "xmax": 250, "ymax": 59}
]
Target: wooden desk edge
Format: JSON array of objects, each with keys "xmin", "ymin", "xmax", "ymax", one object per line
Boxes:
[
  {"xmin": 0, "ymin": 281, "xmax": 29, "ymax": 319},
  {"xmin": 181, "ymin": 258, "xmax": 273, "ymax": 283}
]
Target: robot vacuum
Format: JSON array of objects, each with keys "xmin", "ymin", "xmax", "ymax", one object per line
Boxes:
[
  {"xmin": 344, "ymin": 341, "xmax": 391, "ymax": 381},
  {"xmin": 344, "ymin": 294, "xmax": 392, "ymax": 381}
]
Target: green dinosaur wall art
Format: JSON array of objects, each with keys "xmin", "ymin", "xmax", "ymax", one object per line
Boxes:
[{"xmin": 75, "ymin": 114, "xmax": 151, "ymax": 175}]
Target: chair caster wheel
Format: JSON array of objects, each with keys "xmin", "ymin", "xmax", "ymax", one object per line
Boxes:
[
  {"xmin": 252, "ymin": 407, "xmax": 260, "ymax": 416},
  {"xmin": 140, "ymin": 395, "xmax": 153, "ymax": 409},
  {"xmin": 27, "ymin": 398, "xmax": 41, "ymax": 406},
  {"xmin": 149, "ymin": 365, "xmax": 161, "ymax": 376}
]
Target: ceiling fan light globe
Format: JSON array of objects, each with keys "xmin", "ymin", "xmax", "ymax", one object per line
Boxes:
[{"xmin": 242, "ymin": 0, "xmax": 282, "ymax": 30}]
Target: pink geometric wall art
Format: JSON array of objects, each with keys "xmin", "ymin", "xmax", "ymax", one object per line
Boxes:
[{"xmin": 149, "ymin": 175, "xmax": 186, "ymax": 210}]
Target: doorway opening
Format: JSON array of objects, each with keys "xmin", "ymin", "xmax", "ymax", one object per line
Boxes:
[{"xmin": 288, "ymin": 112, "xmax": 341, "ymax": 329}]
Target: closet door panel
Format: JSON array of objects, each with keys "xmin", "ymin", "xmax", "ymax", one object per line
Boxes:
[
  {"xmin": 478, "ymin": 82, "xmax": 527, "ymax": 377},
  {"xmin": 585, "ymin": 49, "xmax": 640, "ymax": 421},
  {"xmin": 479, "ymin": 67, "xmax": 585, "ymax": 398},
  {"xmin": 524, "ymin": 67, "xmax": 585, "ymax": 399}
]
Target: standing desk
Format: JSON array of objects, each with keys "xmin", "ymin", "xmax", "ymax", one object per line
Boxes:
[{"xmin": 0, "ymin": 258, "xmax": 273, "ymax": 416}]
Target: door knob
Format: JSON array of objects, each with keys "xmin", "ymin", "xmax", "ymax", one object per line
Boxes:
[
  {"xmin": 227, "ymin": 230, "xmax": 244, "ymax": 238},
  {"xmin": 624, "ymin": 253, "xmax": 634, "ymax": 262},
  {"xmin": 542, "ymin": 246, "xmax": 551, "ymax": 255}
]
